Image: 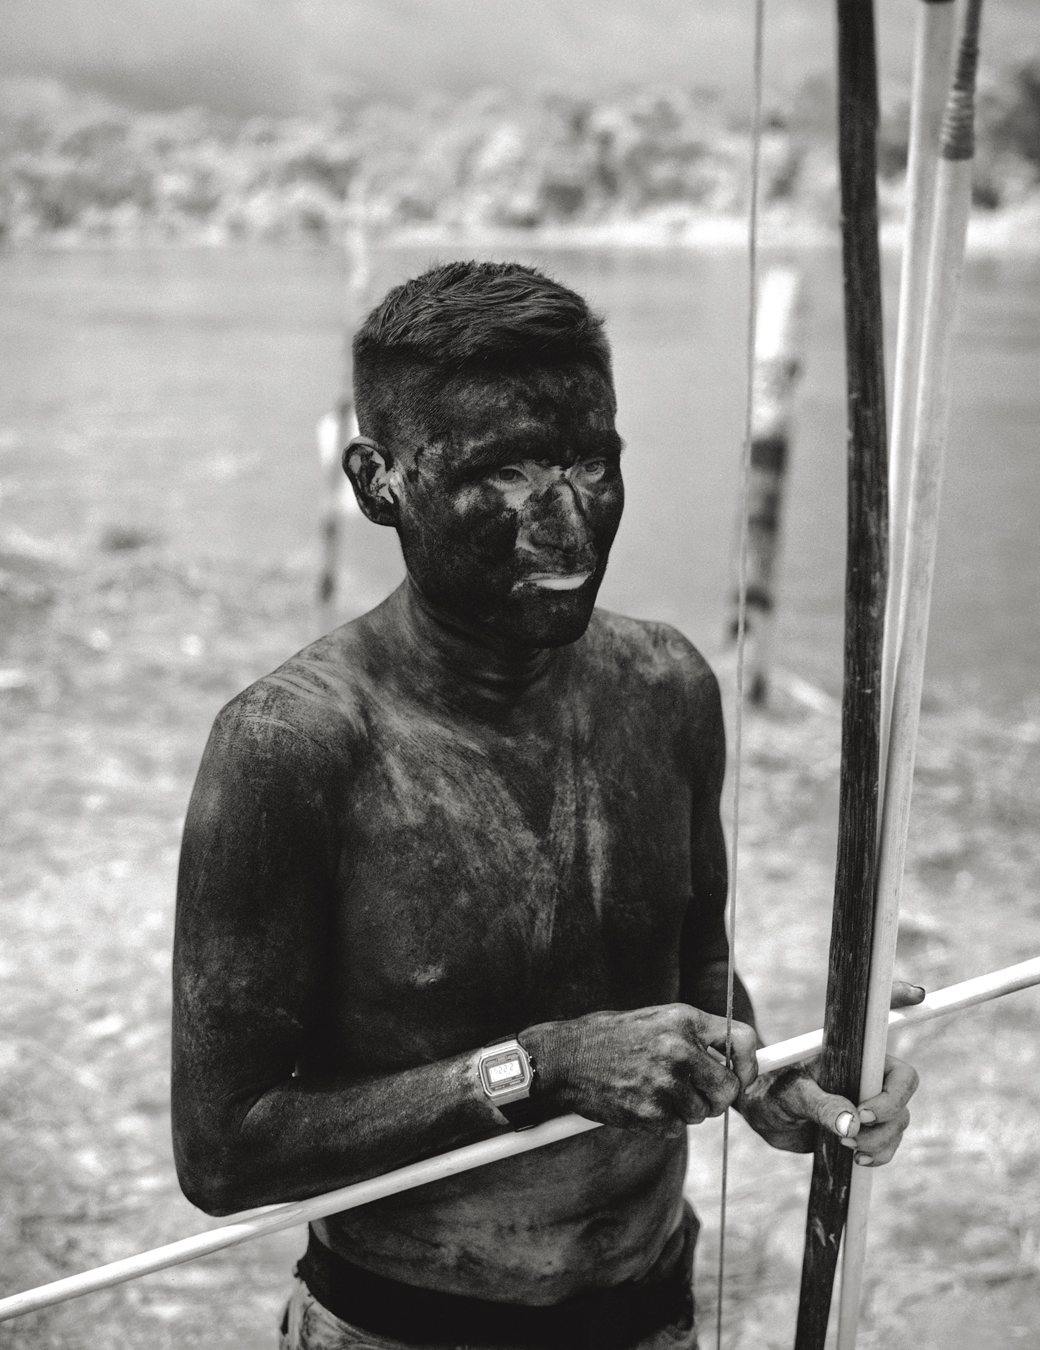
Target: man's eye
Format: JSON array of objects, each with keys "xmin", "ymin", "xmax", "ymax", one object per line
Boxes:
[
  {"xmin": 577, "ymin": 459, "xmax": 608, "ymax": 480},
  {"xmin": 493, "ymin": 466, "xmax": 527, "ymax": 484}
]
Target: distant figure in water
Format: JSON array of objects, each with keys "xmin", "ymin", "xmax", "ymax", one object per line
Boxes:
[{"xmin": 172, "ymin": 261, "xmax": 919, "ymax": 1350}]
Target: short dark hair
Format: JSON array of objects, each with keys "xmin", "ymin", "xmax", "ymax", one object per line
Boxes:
[{"xmin": 352, "ymin": 260, "xmax": 612, "ymax": 451}]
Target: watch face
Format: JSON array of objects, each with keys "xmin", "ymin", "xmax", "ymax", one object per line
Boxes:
[
  {"xmin": 488, "ymin": 1057, "xmax": 523, "ymax": 1086},
  {"xmin": 480, "ymin": 1045, "xmax": 531, "ymax": 1097}
]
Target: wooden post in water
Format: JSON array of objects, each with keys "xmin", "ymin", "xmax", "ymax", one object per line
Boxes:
[
  {"xmin": 317, "ymin": 402, "xmax": 361, "ymax": 630},
  {"xmin": 727, "ymin": 266, "xmax": 803, "ymax": 704},
  {"xmin": 317, "ymin": 185, "xmax": 371, "ymax": 631}
]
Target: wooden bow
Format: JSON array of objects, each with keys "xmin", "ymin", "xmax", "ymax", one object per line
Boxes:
[{"xmin": 794, "ymin": 1, "xmax": 986, "ymax": 1345}]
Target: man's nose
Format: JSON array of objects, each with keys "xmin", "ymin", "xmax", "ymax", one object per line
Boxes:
[{"xmin": 521, "ymin": 478, "xmax": 588, "ymax": 556}]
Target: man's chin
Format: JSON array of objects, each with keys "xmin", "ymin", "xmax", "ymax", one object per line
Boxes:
[{"xmin": 494, "ymin": 590, "xmax": 598, "ymax": 648}]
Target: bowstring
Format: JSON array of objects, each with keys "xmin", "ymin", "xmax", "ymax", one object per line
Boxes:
[{"xmin": 716, "ymin": 2, "xmax": 765, "ymax": 1345}]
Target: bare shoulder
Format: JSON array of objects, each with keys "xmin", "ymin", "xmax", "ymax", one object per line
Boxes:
[
  {"xmin": 583, "ymin": 607, "xmax": 722, "ymax": 728},
  {"xmin": 578, "ymin": 608, "xmax": 725, "ymax": 795},
  {"xmin": 205, "ymin": 621, "xmax": 379, "ymax": 782}
]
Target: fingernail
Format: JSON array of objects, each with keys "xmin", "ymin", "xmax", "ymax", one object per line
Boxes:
[
  {"xmin": 913, "ymin": 985, "xmax": 926, "ymax": 997},
  {"xmin": 854, "ymin": 1153, "xmax": 873, "ymax": 1166},
  {"xmin": 840, "ymin": 1137, "xmax": 857, "ymax": 1149},
  {"xmin": 859, "ymin": 1109, "xmax": 877, "ymax": 1124},
  {"xmin": 836, "ymin": 1111, "xmax": 854, "ymax": 1137}
]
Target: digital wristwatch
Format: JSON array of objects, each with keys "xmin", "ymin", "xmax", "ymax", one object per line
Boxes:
[{"xmin": 477, "ymin": 1039, "xmax": 540, "ymax": 1129}]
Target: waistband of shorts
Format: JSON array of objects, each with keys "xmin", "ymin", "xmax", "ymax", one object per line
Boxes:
[{"xmin": 296, "ymin": 1208, "xmax": 696, "ymax": 1350}]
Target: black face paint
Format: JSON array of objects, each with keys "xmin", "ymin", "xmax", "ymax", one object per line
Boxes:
[{"xmin": 394, "ymin": 364, "xmax": 624, "ymax": 649}]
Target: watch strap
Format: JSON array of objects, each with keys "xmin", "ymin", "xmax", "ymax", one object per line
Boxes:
[{"xmin": 495, "ymin": 1095, "xmax": 544, "ymax": 1131}]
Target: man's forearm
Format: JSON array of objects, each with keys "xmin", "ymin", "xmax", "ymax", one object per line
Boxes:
[
  {"xmin": 174, "ymin": 1049, "xmax": 510, "ymax": 1216},
  {"xmin": 178, "ymin": 967, "xmax": 773, "ymax": 1218}
]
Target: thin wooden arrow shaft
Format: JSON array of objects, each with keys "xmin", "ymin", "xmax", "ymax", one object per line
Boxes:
[
  {"xmin": 879, "ymin": 0, "xmax": 956, "ymax": 777},
  {"xmin": 836, "ymin": 5, "xmax": 985, "ymax": 1344}
]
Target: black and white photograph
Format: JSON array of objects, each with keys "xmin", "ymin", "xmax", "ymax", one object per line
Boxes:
[{"xmin": 1, "ymin": 2, "xmax": 1039, "ymax": 1347}]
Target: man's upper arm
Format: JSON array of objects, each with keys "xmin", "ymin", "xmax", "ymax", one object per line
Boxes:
[
  {"xmin": 172, "ymin": 695, "xmax": 346, "ymax": 1167},
  {"xmin": 673, "ymin": 643, "xmax": 730, "ymax": 981}
]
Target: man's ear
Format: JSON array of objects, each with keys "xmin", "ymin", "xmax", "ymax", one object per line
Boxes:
[{"xmin": 343, "ymin": 436, "xmax": 398, "ymax": 527}]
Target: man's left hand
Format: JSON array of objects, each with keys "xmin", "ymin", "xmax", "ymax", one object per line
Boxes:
[
  {"xmin": 738, "ymin": 981, "xmax": 922, "ymax": 1161},
  {"xmin": 752, "ymin": 1053, "xmax": 919, "ymax": 1164}
]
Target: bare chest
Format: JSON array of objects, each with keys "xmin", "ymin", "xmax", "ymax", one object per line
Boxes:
[{"xmin": 329, "ymin": 707, "xmax": 692, "ymax": 1067}]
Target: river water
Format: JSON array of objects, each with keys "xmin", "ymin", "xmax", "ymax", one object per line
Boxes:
[{"xmin": 1, "ymin": 244, "xmax": 1037, "ymax": 712}]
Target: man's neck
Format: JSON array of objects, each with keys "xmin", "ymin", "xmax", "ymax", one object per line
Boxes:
[{"xmin": 393, "ymin": 581, "xmax": 560, "ymax": 712}]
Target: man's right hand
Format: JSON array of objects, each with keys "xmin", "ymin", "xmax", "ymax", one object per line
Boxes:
[{"xmin": 519, "ymin": 1005, "xmax": 758, "ymax": 1137}]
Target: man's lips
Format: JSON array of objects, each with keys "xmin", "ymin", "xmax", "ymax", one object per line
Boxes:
[{"xmin": 517, "ymin": 570, "xmax": 593, "ymax": 591}]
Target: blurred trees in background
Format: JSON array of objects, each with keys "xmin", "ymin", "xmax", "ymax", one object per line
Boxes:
[{"xmin": 0, "ymin": 66, "xmax": 1037, "ymax": 245}]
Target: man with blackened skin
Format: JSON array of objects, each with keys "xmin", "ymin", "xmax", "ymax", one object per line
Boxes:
[{"xmin": 172, "ymin": 262, "xmax": 919, "ymax": 1350}]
